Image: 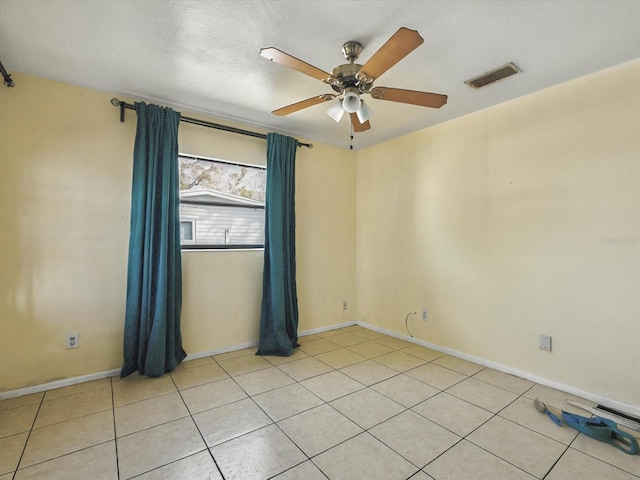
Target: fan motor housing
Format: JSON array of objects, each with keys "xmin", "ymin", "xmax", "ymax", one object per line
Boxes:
[
  {"xmin": 329, "ymin": 41, "xmax": 373, "ymax": 94},
  {"xmin": 331, "ymin": 63, "xmax": 373, "ymax": 94}
]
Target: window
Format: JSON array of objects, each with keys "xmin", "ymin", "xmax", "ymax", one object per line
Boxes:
[
  {"xmin": 180, "ymin": 219, "xmax": 195, "ymax": 244},
  {"xmin": 178, "ymin": 154, "xmax": 266, "ymax": 249}
]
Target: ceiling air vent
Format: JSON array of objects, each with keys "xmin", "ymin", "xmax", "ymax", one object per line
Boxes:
[{"xmin": 465, "ymin": 62, "xmax": 521, "ymax": 89}]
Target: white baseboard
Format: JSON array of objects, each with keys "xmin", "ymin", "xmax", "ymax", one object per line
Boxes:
[
  {"xmin": 183, "ymin": 321, "xmax": 356, "ymax": 361},
  {"xmin": 3, "ymin": 318, "xmax": 638, "ymax": 419},
  {"xmin": 298, "ymin": 320, "xmax": 357, "ymax": 337},
  {"xmin": 356, "ymin": 320, "xmax": 640, "ymax": 418},
  {"xmin": 183, "ymin": 340, "xmax": 259, "ymax": 361},
  {"xmin": 0, "ymin": 322, "xmax": 356, "ymax": 401},
  {"xmin": 0, "ymin": 341, "xmax": 265, "ymax": 400},
  {"xmin": 0, "ymin": 369, "xmax": 121, "ymax": 401}
]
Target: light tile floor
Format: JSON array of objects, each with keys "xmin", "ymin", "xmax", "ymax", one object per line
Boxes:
[{"xmin": 1, "ymin": 325, "xmax": 639, "ymax": 480}]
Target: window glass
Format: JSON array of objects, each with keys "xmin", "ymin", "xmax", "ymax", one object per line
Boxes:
[
  {"xmin": 180, "ymin": 220, "xmax": 195, "ymax": 243},
  {"xmin": 179, "ymin": 154, "xmax": 266, "ymax": 249}
]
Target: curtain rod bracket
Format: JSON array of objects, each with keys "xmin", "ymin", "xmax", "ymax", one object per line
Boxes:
[
  {"xmin": 109, "ymin": 98, "xmax": 312, "ymax": 148},
  {"xmin": 0, "ymin": 60, "xmax": 15, "ymax": 87},
  {"xmin": 111, "ymin": 98, "xmax": 125, "ymax": 122}
]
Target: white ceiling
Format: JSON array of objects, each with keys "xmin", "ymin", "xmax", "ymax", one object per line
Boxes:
[{"xmin": 1, "ymin": 0, "xmax": 639, "ymax": 150}]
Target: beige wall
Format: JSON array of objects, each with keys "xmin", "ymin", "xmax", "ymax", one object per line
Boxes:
[
  {"xmin": 356, "ymin": 59, "xmax": 640, "ymax": 407},
  {"xmin": 0, "ymin": 73, "xmax": 355, "ymax": 391}
]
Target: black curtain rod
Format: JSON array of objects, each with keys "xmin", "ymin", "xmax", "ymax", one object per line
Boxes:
[{"xmin": 110, "ymin": 98, "xmax": 312, "ymax": 149}]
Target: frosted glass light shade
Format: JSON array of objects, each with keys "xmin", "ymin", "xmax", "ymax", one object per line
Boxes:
[
  {"xmin": 356, "ymin": 101, "xmax": 372, "ymax": 123},
  {"xmin": 327, "ymin": 100, "xmax": 345, "ymax": 122},
  {"xmin": 343, "ymin": 91, "xmax": 361, "ymax": 113}
]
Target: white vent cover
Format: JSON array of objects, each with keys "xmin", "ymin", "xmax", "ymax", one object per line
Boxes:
[{"xmin": 465, "ymin": 62, "xmax": 521, "ymax": 89}]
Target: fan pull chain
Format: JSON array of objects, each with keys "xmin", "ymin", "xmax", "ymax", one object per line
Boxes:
[{"xmin": 349, "ymin": 122, "xmax": 354, "ymax": 150}]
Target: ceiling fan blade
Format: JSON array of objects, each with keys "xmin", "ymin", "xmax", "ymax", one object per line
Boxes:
[
  {"xmin": 370, "ymin": 86, "xmax": 447, "ymax": 108},
  {"xmin": 356, "ymin": 27, "xmax": 424, "ymax": 84},
  {"xmin": 260, "ymin": 47, "xmax": 342, "ymax": 86},
  {"xmin": 272, "ymin": 94, "xmax": 337, "ymax": 116},
  {"xmin": 350, "ymin": 113, "xmax": 371, "ymax": 132}
]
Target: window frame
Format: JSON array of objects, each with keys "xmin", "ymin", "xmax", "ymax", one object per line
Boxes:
[
  {"xmin": 178, "ymin": 153, "xmax": 266, "ymax": 251},
  {"xmin": 179, "ymin": 218, "xmax": 196, "ymax": 245}
]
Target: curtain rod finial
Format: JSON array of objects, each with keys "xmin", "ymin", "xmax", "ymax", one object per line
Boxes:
[{"xmin": 110, "ymin": 98, "xmax": 121, "ymax": 106}]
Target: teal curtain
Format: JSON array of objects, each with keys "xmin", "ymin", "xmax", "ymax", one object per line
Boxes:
[
  {"xmin": 256, "ymin": 133, "xmax": 300, "ymax": 356},
  {"xmin": 121, "ymin": 102, "xmax": 186, "ymax": 378}
]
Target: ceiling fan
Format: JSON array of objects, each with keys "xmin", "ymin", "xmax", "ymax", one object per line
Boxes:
[{"xmin": 259, "ymin": 27, "xmax": 447, "ymax": 134}]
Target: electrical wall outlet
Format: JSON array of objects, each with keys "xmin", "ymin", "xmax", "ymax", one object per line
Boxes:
[
  {"xmin": 421, "ymin": 309, "xmax": 428, "ymax": 321},
  {"xmin": 539, "ymin": 334, "xmax": 552, "ymax": 351},
  {"xmin": 66, "ymin": 333, "xmax": 79, "ymax": 349},
  {"xmin": 343, "ymin": 300, "xmax": 348, "ymax": 310}
]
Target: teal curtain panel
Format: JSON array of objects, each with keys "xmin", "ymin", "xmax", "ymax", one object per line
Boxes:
[
  {"xmin": 257, "ymin": 133, "xmax": 300, "ymax": 356},
  {"xmin": 121, "ymin": 102, "xmax": 186, "ymax": 378}
]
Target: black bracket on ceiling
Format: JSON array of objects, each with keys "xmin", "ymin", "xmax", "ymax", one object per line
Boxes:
[{"xmin": 0, "ymin": 60, "xmax": 15, "ymax": 88}]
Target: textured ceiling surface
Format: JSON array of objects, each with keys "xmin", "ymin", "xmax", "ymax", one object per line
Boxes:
[{"xmin": 1, "ymin": 0, "xmax": 639, "ymax": 150}]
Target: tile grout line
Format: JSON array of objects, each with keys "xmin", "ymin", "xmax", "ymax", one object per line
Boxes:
[
  {"xmin": 217, "ymin": 354, "xmax": 359, "ymax": 479},
  {"xmin": 450, "ymin": 387, "xmax": 565, "ymax": 480},
  {"xmin": 269, "ymin": 338, "xmax": 430, "ymax": 478},
  {"xmin": 356, "ymin": 366, "xmax": 480, "ymax": 476},
  {"xmin": 215, "ymin": 358, "xmax": 314, "ymax": 478},
  {"xmin": 142, "ymin": 351, "xmax": 639, "ymax": 480},
  {"xmin": 484, "ymin": 383, "xmax": 640, "ymax": 480},
  {"xmin": 226, "ymin": 338, "xmax": 406, "ymax": 478},
  {"xmin": 169, "ymin": 364, "xmax": 228, "ymax": 480},
  {"xmin": 10, "ymin": 380, "xmax": 117, "ymax": 478},
  {"xmin": 218, "ymin": 334, "xmax": 545, "ymax": 479},
  {"xmin": 6, "ymin": 327, "xmax": 632, "ymax": 480},
  {"xmin": 540, "ymin": 441, "xmax": 571, "ymax": 480},
  {"xmin": 560, "ymin": 431, "xmax": 640, "ymax": 479},
  {"xmin": 370, "ymin": 364, "xmax": 538, "ymax": 477},
  {"xmin": 264, "ymin": 334, "xmax": 459, "ymax": 477},
  {"xmin": 110, "ymin": 376, "xmax": 121, "ymax": 480},
  {"xmin": 11, "ymin": 391, "xmax": 46, "ymax": 480},
  {"xmin": 292, "ymin": 348, "xmax": 456, "ymax": 478},
  {"xmin": 158, "ymin": 333, "xmax": 640, "ymax": 478},
  {"xmin": 17, "ymin": 392, "xmax": 115, "ymax": 432},
  {"xmin": 352, "ymin": 404, "xmax": 432, "ymax": 476}
]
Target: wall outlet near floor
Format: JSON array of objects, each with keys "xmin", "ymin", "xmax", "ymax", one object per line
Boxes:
[
  {"xmin": 421, "ymin": 309, "xmax": 428, "ymax": 321},
  {"xmin": 66, "ymin": 333, "xmax": 79, "ymax": 349},
  {"xmin": 539, "ymin": 334, "xmax": 552, "ymax": 351},
  {"xmin": 343, "ymin": 300, "xmax": 348, "ymax": 311}
]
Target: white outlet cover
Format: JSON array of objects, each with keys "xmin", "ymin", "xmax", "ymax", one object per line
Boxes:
[
  {"xmin": 66, "ymin": 333, "xmax": 79, "ymax": 349},
  {"xmin": 539, "ymin": 335, "xmax": 552, "ymax": 351}
]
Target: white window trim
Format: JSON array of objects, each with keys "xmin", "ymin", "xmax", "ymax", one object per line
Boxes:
[{"xmin": 180, "ymin": 218, "xmax": 196, "ymax": 245}]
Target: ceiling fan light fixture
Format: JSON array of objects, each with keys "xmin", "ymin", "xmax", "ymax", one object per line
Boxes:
[
  {"xmin": 342, "ymin": 88, "xmax": 361, "ymax": 113},
  {"xmin": 327, "ymin": 100, "xmax": 345, "ymax": 122},
  {"xmin": 260, "ymin": 27, "xmax": 446, "ymax": 136},
  {"xmin": 356, "ymin": 101, "xmax": 372, "ymax": 123}
]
